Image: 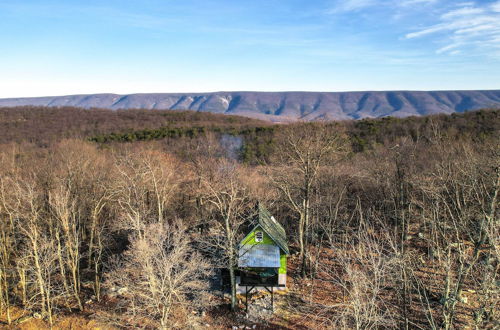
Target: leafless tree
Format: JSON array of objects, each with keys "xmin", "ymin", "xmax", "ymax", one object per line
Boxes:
[
  {"xmin": 268, "ymin": 123, "xmax": 347, "ymax": 276},
  {"xmin": 106, "ymin": 221, "xmax": 211, "ymax": 329},
  {"xmin": 199, "ymin": 158, "xmax": 252, "ymax": 311},
  {"xmin": 416, "ymin": 142, "xmax": 499, "ymax": 329},
  {"xmin": 0, "ymin": 178, "xmax": 16, "ymax": 324},
  {"xmin": 9, "ymin": 177, "xmax": 61, "ymax": 325},
  {"xmin": 113, "ymin": 149, "xmax": 180, "ymax": 238},
  {"xmin": 48, "ymin": 182, "xmax": 83, "ymax": 310},
  {"xmin": 319, "ymin": 220, "xmax": 399, "ymax": 330}
]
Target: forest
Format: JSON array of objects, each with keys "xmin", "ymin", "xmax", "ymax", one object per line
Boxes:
[{"xmin": 0, "ymin": 106, "xmax": 498, "ymax": 329}]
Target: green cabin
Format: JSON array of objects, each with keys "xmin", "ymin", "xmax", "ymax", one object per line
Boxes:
[{"xmin": 237, "ymin": 204, "xmax": 289, "ymax": 291}]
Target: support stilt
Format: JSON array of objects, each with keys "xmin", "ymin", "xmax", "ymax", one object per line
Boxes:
[
  {"xmin": 245, "ymin": 286, "xmax": 255, "ymax": 314},
  {"xmin": 271, "ymin": 288, "xmax": 274, "ymax": 311},
  {"xmin": 263, "ymin": 286, "xmax": 274, "ymax": 312}
]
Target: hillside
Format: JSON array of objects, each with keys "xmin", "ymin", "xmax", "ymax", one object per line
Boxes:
[
  {"xmin": 0, "ymin": 107, "xmax": 498, "ymax": 329},
  {"xmin": 0, "ymin": 106, "xmax": 270, "ymax": 144},
  {"xmin": 1, "ymin": 90, "xmax": 499, "ymax": 121},
  {"xmin": 1, "ymin": 106, "xmax": 497, "ymax": 165}
]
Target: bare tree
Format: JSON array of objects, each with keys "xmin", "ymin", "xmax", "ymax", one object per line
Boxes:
[
  {"xmin": 0, "ymin": 178, "xmax": 16, "ymax": 324},
  {"xmin": 10, "ymin": 177, "xmax": 60, "ymax": 325},
  {"xmin": 113, "ymin": 149, "xmax": 179, "ymax": 238},
  {"xmin": 416, "ymin": 142, "xmax": 499, "ymax": 329},
  {"xmin": 199, "ymin": 158, "xmax": 251, "ymax": 311},
  {"xmin": 268, "ymin": 123, "xmax": 347, "ymax": 276},
  {"xmin": 323, "ymin": 221, "xmax": 399, "ymax": 329},
  {"xmin": 107, "ymin": 221, "xmax": 211, "ymax": 329},
  {"xmin": 48, "ymin": 183, "xmax": 83, "ymax": 310}
]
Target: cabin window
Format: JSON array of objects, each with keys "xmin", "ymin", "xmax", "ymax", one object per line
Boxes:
[{"xmin": 255, "ymin": 231, "xmax": 263, "ymax": 242}]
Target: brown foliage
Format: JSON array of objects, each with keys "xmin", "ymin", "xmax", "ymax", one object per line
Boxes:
[{"xmin": 0, "ymin": 109, "xmax": 498, "ymax": 328}]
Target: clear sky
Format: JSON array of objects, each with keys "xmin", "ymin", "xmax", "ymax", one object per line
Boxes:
[{"xmin": 0, "ymin": 0, "xmax": 499, "ymax": 97}]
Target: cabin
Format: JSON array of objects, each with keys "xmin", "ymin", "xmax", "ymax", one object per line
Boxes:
[{"xmin": 237, "ymin": 204, "xmax": 289, "ymax": 294}]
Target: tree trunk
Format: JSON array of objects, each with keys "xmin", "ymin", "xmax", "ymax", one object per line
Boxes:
[
  {"xmin": 298, "ymin": 211, "xmax": 305, "ymax": 277},
  {"xmin": 55, "ymin": 230, "xmax": 71, "ymax": 310},
  {"xmin": 301, "ymin": 194, "xmax": 310, "ymax": 277},
  {"xmin": 229, "ymin": 260, "xmax": 237, "ymax": 311},
  {"xmin": 87, "ymin": 213, "xmax": 97, "ymax": 270},
  {"xmin": 17, "ymin": 265, "xmax": 27, "ymax": 306},
  {"xmin": 31, "ymin": 238, "xmax": 47, "ymax": 317},
  {"xmin": 70, "ymin": 261, "xmax": 83, "ymax": 310},
  {"xmin": 225, "ymin": 215, "xmax": 237, "ymax": 311},
  {"xmin": 0, "ymin": 269, "xmax": 11, "ymax": 324}
]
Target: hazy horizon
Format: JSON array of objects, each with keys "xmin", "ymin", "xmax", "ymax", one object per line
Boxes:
[{"xmin": 2, "ymin": 88, "xmax": 500, "ymax": 100}]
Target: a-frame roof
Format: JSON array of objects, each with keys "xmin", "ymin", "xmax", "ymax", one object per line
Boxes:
[{"xmin": 245, "ymin": 203, "xmax": 289, "ymax": 255}]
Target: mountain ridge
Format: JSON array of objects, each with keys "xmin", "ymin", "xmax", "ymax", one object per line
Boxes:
[{"xmin": 1, "ymin": 90, "xmax": 499, "ymax": 121}]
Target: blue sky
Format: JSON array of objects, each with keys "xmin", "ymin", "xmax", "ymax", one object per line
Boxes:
[{"xmin": 0, "ymin": 0, "xmax": 499, "ymax": 97}]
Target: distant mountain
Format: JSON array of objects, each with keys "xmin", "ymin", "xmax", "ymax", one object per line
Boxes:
[{"xmin": 1, "ymin": 90, "xmax": 499, "ymax": 121}]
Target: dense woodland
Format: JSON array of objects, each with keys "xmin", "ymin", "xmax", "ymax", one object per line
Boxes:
[{"xmin": 0, "ymin": 106, "xmax": 498, "ymax": 329}]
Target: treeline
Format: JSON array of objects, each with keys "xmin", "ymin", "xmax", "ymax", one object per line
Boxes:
[
  {"xmin": 0, "ymin": 109, "xmax": 498, "ymax": 328},
  {"xmin": 1, "ymin": 106, "xmax": 498, "ymax": 149},
  {"xmin": 0, "ymin": 106, "xmax": 270, "ymax": 145},
  {"xmin": 1, "ymin": 105, "xmax": 498, "ymax": 162},
  {"xmin": 345, "ymin": 109, "xmax": 499, "ymax": 151},
  {"xmin": 88, "ymin": 126, "xmax": 274, "ymax": 144},
  {"xmin": 90, "ymin": 108, "xmax": 499, "ymax": 164}
]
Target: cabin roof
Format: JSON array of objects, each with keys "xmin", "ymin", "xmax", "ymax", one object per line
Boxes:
[{"xmin": 244, "ymin": 203, "xmax": 289, "ymax": 255}]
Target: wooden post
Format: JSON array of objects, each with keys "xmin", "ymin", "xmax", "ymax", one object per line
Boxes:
[
  {"xmin": 245, "ymin": 286, "xmax": 248, "ymax": 313},
  {"xmin": 245, "ymin": 286, "xmax": 255, "ymax": 314},
  {"xmin": 263, "ymin": 286, "xmax": 274, "ymax": 312},
  {"xmin": 271, "ymin": 288, "xmax": 274, "ymax": 311}
]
